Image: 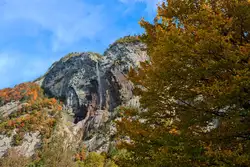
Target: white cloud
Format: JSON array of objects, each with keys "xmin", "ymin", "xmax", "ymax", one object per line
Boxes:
[
  {"xmin": 0, "ymin": 0, "xmax": 107, "ymax": 52},
  {"xmin": 0, "ymin": 53, "xmax": 16, "ymax": 75},
  {"xmin": 0, "ymin": 0, "xmax": 154, "ymax": 89},
  {"xmin": 0, "ymin": 51, "xmax": 55, "ymax": 88}
]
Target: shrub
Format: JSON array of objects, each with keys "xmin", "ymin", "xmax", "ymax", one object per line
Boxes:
[
  {"xmin": 113, "ymin": 35, "xmax": 140, "ymax": 46},
  {"xmin": 0, "ymin": 97, "xmax": 3, "ymax": 106},
  {"xmin": 0, "ymin": 149, "xmax": 31, "ymax": 167},
  {"xmin": 75, "ymin": 146, "xmax": 87, "ymax": 161},
  {"xmin": 11, "ymin": 133, "xmax": 24, "ymax": 146},
  {"xmin": 104, "ymin": 160, "xmax": 118, "ymax": 167},
  {"xmin": 36, "ymin": 135, "xmax": 76, "ymax": 167},
  {"xmin": 78, "ymin": 152, "xmax": 105, "ymax": 167}
]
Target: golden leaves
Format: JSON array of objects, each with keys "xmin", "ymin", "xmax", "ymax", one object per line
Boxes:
[
  {"xmin": 75, "ymin": 146, "xmax": 87, "ymax": 161},
  {"xmin": 0, "ymin": 82, "xmax": 63, "ymax": 146},
  {"xmin": 0, "ymin": 82, "xmax": 42, "ymax": 105},
  {"xmin": 169, "ymin": 128, "xmax": 180, "ymax": 135}
]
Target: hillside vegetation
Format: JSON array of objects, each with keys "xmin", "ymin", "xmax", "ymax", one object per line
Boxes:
[
  {"xmin": 0, "ymin": 83, "xmax": 119, "ymax": 167},
  {"xmin": 0, "ymin": 83, "xmax": 62, "ymax": 144},
  {"xmin": 113, "ymin": 35, "xmax": 140, "ymax": 45}
]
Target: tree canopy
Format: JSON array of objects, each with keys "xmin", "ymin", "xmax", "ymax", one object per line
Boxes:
[{"xmin": 116, "ymin": 0, "xmax": 250, "ymax": 166}]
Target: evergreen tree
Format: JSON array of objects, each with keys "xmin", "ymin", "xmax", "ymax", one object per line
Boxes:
[{"xmin": 116, "ymin": 0, "xmax": 250, "ymax": 166}]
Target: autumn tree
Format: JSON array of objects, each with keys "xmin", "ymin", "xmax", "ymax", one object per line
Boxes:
[{"xmin": 116, "ymin": 0, "xmax": 250, "ymax": 166}]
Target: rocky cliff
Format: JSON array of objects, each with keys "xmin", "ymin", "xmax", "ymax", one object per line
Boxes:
[{"xmin": 0, "ymin": 38, "xmax": 148, "ymax": 157}]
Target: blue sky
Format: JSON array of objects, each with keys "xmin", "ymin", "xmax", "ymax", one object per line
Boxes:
[{"xmin": 0, "ymin": 0, "xmax": 162, "ymax": 89}]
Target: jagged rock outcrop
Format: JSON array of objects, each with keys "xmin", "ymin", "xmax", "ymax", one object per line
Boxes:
[
  {"xmin": 0, "ymin": 39, "xmax": 148, "ymax": 156},
  {"xmin": 36, "ymin": 40, "xmax": 148, "ymax": 152},
  {"xmin": 101, "ymin": 41, "xmax": 148, "ymax": 108},
  {"xmin": 37, "ymin": 52, "xmax": 102, "ymax": 123},
  {"xmin": 0, "ymin": 101, "xmax": 20, "ymax": 118},
  {"xmin": 0, "ymin": 130, "xmax": 41, "ymax": 157},
  {"xmin": 37, "ymin": 41, "xmax": 147, "ymax": 119}
]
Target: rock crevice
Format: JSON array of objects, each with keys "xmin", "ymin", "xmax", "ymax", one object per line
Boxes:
[{"xmin": 36, "ymin": 41, "xmax": 148, "ymax": 152}]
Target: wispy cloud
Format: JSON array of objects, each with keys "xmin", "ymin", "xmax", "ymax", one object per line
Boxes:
[
  {"xmin": 0, "ymin": 51, "xmax": 55, "ymax": 88},
  {"xmin": 0, "ymin": 0, "xmax": 107, "ymax": 52},
  {"xmin": 0, "ymin": 0, "xmax": 112, "ymax": 88},
  {"xmin": 0, "ymin": 0, "xmax": 157, "ymax": 89}
]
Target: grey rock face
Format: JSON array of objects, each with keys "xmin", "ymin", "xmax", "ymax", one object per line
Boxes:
[
  {"xmin": 0, "ymin": 131, "xmax": 40, "ymax": 157},
  {"xmin": 37, "ymin": 41, "xmax": 148, "ymax": 152},
  {"xmin": 83, "ymin": 110, "xmax": 110, "ymax": 153},
  {"xmin": 0, "ymin": 135, "xmax": 12, "ymax": 157},
  {"xmin": 38, "ymin": 42, "xmax": 147, "ymax": 121},
  {"xmin": 101, "ymin": 42, "xmax": 148, "ymax": 107},
  {"xmin": 39, "ymin": 52, "xmax": 102, "ymax": 123},
  {"xmin": 16, "ymin": 131, "xmax": 41, "ymax": 157},
  {"xmin": 0, "ymin": 101, "xmax": 20, "ymax": 118}
]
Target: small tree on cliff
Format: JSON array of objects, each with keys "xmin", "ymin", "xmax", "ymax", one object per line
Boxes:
[{"xmin": 116, "ymin": 0, "xmax": 250, "ymax": 166}]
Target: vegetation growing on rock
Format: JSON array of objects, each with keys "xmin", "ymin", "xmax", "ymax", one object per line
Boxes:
[
  {"xmin": 1, "ymin": 134, "xmax": 120, "ymax": 167},
  {"xmin": 0, "ymin": 82, "xmax": 63, "ymax": 147},
  {"xmin": 0, "ymin": 82, "xmax": 42, "ymax": 105},
  {"xmin": 113, "ymin": 35, "xmax": 140, "ymax": 45},
  {"xmin": 59, "ymin": 52, "xmax": 102, "ymax": 63},
  {"xmin": 0, "ymin": 82, "xmax": 121, "ymax": 166}
]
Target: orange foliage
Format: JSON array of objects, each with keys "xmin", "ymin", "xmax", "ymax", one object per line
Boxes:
[
  {"xmin": 75, "ymin": 146, "xmax": 86, "ymax": 161},
  {"xmin": 75, "ymin": 153, "xmax": 81, "ymax": 161},
  {"xmin": 20, "ymin": 123, "xmax": 25, "ymax": 127},
  {"xmin": 0, "ymin": 82, "xmax": 42, "ymax": 105},
  {"xmin": 0, "ymin": 82, "xmax": 63, "ymax": 145},
  {"xmin": 169, "ymin": 128, "xmax": 180, "ymax": 135},
  {"xmin": 7, "ymin": 120, "xmax": 14, "ymax": 127}
]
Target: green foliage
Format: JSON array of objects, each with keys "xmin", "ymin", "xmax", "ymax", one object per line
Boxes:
[
  {"xmin": 0, "ymin": 113, "xmax": 4, "ymax": 123},
  {"xmin": 116, "ymin": 0, "xmax": 250, "ymax": 166},
  {"xmin": 11, "ymin": 133, "xmax": 24, "ymax": 146},
  {"xmin": 75, "ymin": 151, "xmax": 119, "ymax": 167},
  {"xmin": 113, "ymin": 35, "xmax": 140, "ymax": 45},
  {"xmin": 60, "ymin": 52, "xmax": 82, "ymax": 62},
  {"xmin": 65, "ymin": 52, "xmax": 81, "ymax": 58},
  {"xmin": 109, "ymin": 149, "xmax": 130, "ymax": 167},
  {"xmin": 0, "ymin": 97, "xmax": 3, "ymax": 106},
  {"xmin": 77, "ymin": 152, "xmax": 105, "ymax": 167},
  {"xmin": 108, "ymin": 145, "xmax": 119, "ymax": 158},
  {"xmin": 87, "ymin": 52, "xmax": 102, "ymax": 59},
  {"xmin": 104, "ymin": 160, "xmax": 118, "ymax": 167},
  {"xmin": 33, "ymin": 135, "xmax": 76, "ymax": 167}
]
